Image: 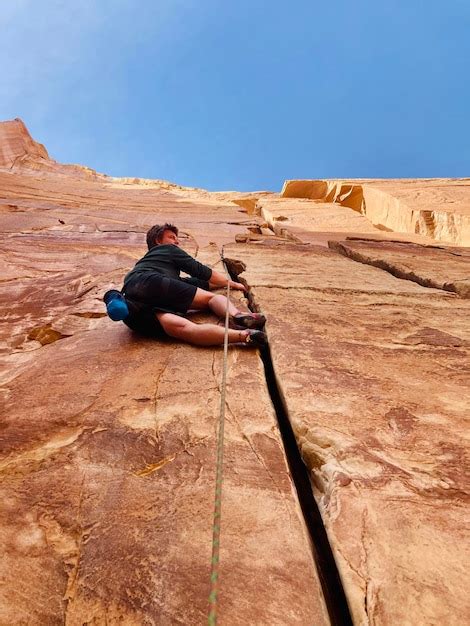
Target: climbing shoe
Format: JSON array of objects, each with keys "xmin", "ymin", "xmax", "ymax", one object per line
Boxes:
[
  {"xmin": 244, "ymin": 330, "xmax": 267, "ymax": 347},
  {"xmin": 230, "ymin": 312, "xmax": 266, "ymax": 330},
  {"xmin": 103, "ymin": 289, "xmax": 129, "ymax": 321}
]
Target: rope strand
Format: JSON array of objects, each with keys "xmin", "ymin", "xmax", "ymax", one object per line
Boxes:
[{"xmin": 208, "ymin": 261, "xmax": 231, "ymax": 625}]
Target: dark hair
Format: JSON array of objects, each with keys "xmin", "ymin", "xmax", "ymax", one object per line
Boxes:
[{"xmin": 146, "ymin": 223, "xmax": 178, "ymax": 250}]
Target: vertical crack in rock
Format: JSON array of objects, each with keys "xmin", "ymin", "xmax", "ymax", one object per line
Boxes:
[
  {"xmin": 259, "ymin": 344, "xmax": 353, "ymax": 626},
  {"xmin": 224, "ymin": 255, "xmax": 353, "ymax": 626}
]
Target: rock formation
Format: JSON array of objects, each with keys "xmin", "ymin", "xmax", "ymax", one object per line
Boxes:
[
  {"xmin": 281, "ymin": 178, "xmax": 470, "ymax": 246},
  {"xmin": 1, "ymin": 119, "xmax": 469, "ymax": 625}
]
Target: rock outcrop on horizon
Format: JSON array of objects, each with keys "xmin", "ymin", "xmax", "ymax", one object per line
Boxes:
[
  {"xmin": 281, "ymin": 178, "xmax": 470, "ymax": 246},
  {"xmin": 1, "ymin": 119, "xmax": 469, "ymax": 625}
]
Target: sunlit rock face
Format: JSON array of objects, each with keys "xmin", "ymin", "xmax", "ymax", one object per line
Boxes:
[
  {"xmin": 0, "ymin": 118, "xmax": 49, "ymax": 168},
  {"xmin": 229, "ymin": 241, "xmax": 469, "ymax": 625},
  {"xmin": 0, "ymin": 119, "xmax": 328, "ymax": 626},
  {"xmin": 1, "ymin": 118, "xmax": 469, "ymax": 625},
  {"xmin": 282, "ymin": 178, "xmax": 470, "ymax": 245}
]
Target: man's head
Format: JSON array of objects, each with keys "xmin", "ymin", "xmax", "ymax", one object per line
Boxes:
[{"xmin": 146, "ymin": 223, "xmax": 179, "ymax": 250}]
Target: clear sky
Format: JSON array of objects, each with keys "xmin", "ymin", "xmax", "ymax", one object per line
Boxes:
[{"xmin": 1, "ymin": 1, "xmax": 469, "ymax": 190}]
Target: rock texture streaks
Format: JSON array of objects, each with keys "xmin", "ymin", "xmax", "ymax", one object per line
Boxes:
[
  {"xmin": 228, "ymin": 239, "xmax": 470, "ymax": 625},
  {"xmin": 1, "ymin": 118, "xmax": 470, "ymax": 625},
  {"xmin": 281, "ymin": 178, "xmax": 470, "ymax": 245},
  {"xmin": 0, "ymin": 120, "xmax": 328, "ymax": 625}
]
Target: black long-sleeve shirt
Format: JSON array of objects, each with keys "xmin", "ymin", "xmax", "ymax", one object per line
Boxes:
[{"xmin": 123, "ymin": 244, "xmax": 212, "ymax": 288}]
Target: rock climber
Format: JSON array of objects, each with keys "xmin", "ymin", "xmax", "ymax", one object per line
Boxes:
[{"xmin": 104, "ymin": 223, "xmax": 267, "ymax": 347}]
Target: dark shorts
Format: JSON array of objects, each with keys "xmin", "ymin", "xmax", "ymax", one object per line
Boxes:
[{"xmin": 122, "ymin": 273, "xmax": 209, "ymax": 337}]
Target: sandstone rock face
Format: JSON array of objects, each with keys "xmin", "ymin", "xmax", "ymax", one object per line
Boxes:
[
  {"xmin": 0, "ymin": 118, "xmax": 49, "ymax": 168},
  {"xmin": 1, "ymin": 119, "xmax": 469, "ymax": 625},
  {"xmin": 0, "ymin": 121, "xmax": 328, "ymax": 625},
  {"xmin": 329, "ymin": 239, "xmax": 470, "ymax": 298},
  {"xmin": 282, "ymin": 178, "xmax": 470, "ymax": 245},
  {"xmin": 230, "ymin": 241, "xmax": 469, "ymax": 624}
]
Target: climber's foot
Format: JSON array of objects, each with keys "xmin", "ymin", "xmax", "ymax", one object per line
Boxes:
[
  {"xmin": 244, "ymin": 330, "xmax": 267, "ymax": 348},
  {"xmin": 230, "ymin": 312, "xmax": 266, "ymax": 330}
]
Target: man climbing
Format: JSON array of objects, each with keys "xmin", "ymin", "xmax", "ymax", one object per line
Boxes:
[{"xmin": 104, "ymin": 223, "xmax": 267, "ymax": 347}]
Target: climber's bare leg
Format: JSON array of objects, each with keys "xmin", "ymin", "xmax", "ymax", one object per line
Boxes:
[
  {"xmin": 156, "ymin": 312, "xmax": 248, "ymax": 346},
  {"xmin": 190, "ymin": 288, "xmax": 240, "ymax": 318}
]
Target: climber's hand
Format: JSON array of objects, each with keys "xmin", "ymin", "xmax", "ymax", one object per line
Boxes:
[{"xmin": 230, "ymin": 280, "xmax": 247, "ymax": 292}]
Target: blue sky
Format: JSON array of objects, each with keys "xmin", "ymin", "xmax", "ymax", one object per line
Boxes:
[{"xmin": 1, "ymin": 1, "xmax": 469, "ymax": 190}]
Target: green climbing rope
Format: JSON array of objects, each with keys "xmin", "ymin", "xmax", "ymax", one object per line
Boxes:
[{"xmin": 207, "ymin": 259, "xmax": 231, "ymax": 625}]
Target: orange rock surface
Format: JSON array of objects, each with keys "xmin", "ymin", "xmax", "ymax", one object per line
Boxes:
[
  {"xmin": 0, "ymin": 120, "xmax": 328, "ymax": 625},
  {"xmin": 230, "ymin": 241, "xmax": 469, "ymax": 624},
  {"xmin": 1, "ymin": 119, "xmax": 469, "ymax": 625},
  {"xmin": 282, "ymin": 178, "xmax": 470, "ymax": 245}
]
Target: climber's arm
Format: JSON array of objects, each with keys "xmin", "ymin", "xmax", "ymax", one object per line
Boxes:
[{"xmin": 209, "ymin": 268, "xmax": 246, "ymax": 292}]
